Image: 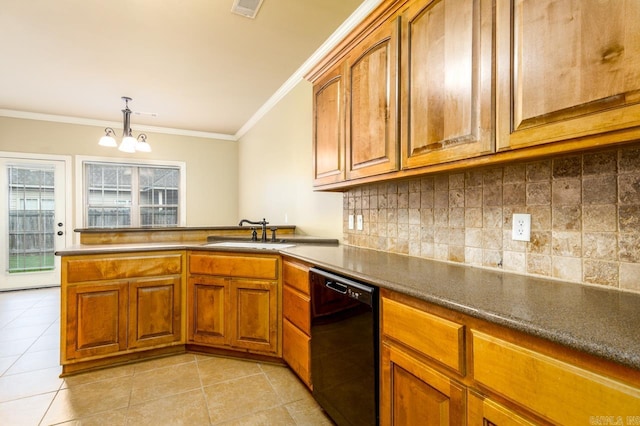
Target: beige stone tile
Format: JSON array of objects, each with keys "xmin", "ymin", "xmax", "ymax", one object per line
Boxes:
[
  {"xmin": 582, "ymin": 175, "xmax": 617, "ymax": 205},
  {"xmin": 409, "ymin": 178, "xmax": 421, "ymax": 193},
  {"xmin": 503, "ymin": 230, "xmax": 527, "ymax": 252},
  {"xmin": 583, "ymin": 150, "xmax": 617, "ymax": 175},
  {"xmin": 552, "ymin": 206, "xmax": 581, "ymax": 231},
  {"xmin": 619, "ymin": 262, "xmax": 640, "ymax": 292},
  {"xmin": 398, "ymin": 223, "xmax": 409, "ymax": 240},
  {"xmin": 204, "ymin": 374, "xmax": 281, "ymax": 424},
  {"xmin": 465, "ymin": 247, "xmax": 483, "ymax": 265},
  {"xmin": 409, "ymin": 240, "xmax": 421, "ymax": 257},
  {"xmin": 0, "ymin": 366, "xmax": 63, "ymax": 403},
  {"xmin": 504, "ymin": 163, "xmax": 526, "ymax": 183},
  {"xmin": 434, "ymin": 244, "xmax": 449, "ymax": 260},
  {"xmin": 409, "ymin": 191, "xmax": 420, "ymax": 209},
  {"xmin": 465, "ymin": 187, "xmax": 482, "ymax": 208},
  {"xmin": 449, "ymin": 208, "xmax": 465, "ymax": 228},
  {"xmin": 583, "ymin": 204, "xmax": 617, "ymax": 232},
  {"xmin": 449, "ymin": 189, "xmax": 465, "ymax": 207},
  {"xmin": 434, "ymin": 190, "xmax": 449, "ymax": 208},
  {"xmin": 449, "ymin": 173, "xmax": 465, "ymax": 189},
  {"xmin": 483, "ymin": 207, "xmax": 502, "ymax": 229},
  {"xmin": 4, "ymin": 348, "xmax": 59, "ymax": 375},
  {"xmin": 130, "ymin": 361, "xmax": 200, "ymax": 405},
  {"xmin": 526, "ymin": 182, "xmax": 551, "ymax": 206},
  {"xmin": 409, "ymin": 208, "xmax": 420, "ymax": 225},
  {"xmin": 552, "ymin": 179, "xmax": 581, "ymax": 205},
  {"xmin": 221, "ymin": 406, "xmax": 296, "ymax": 426},
  {"xmin": 434, "ymin": 208, "xmax": 448, "ymax": 227},
  {"xmin": 527, "ymin": 254, "xmax": 551, "ymax": 277},
  {"xmin": 198, "ymin": 356, "xmax": 262, "ymax": 387},
  {"xmin": 526, "ymin": 160, "xmax": 551, "ymax": 182},
  {"xmin": 0, "ymin": 391, "xmax": 56, "ymax": 425},
  {"xmin": 482, "ymin": 229, "xmax": 502, "ymax": 250},
  {"xmin": 527, "ymin": 231, "xmax": 551, "ymax": 254},
  {"xmin": 465, "ymin": 169, "xmax": 484, "ymax": 187},
  {"xmin": 552, "ymin": 256, "xmax": 582, "ymax": 282},
  {"xmin": 284, "ymin": 395, "xmax": 334, "ymax": 426},
  {"xmin": 133, "ymin": 354, "xmax": 196, "ymax": 374},
  {"xmin": 484, "ymin": 168, "xmax": 503, "ymax": 186},
  {"xmin": 42, "ymin": 376, "xmax": 133, "ymax": 424},
  {"xmin": 483, "ymin": 184, "xmax": 502, "ymax": 206},
  {"xmin": 618, "ymin": 205, "xmax": 640, "ymax": 232},
  {"xmin": 62, "ymin": 364, "xmax": 135, "ymax": 388},
  {"xmin": 56, "ymin": 408, "xmax": 128, "ymax": 425},
  {"xmin": 583, "ymin": 233, "xmax": 617, "ymax": 260},
  {"xmin": 465, "ymin": 228, "xmax": 483, "ymax": 248},
  {"xmin": 260, "ymin": 363, "xmax": 310, "ymax": 404},
  {"xmin": 465, "ymin": 207, "xmax": 483, "ymax": 228},
  {"xmin": 503, "ymin": 251, "xmax": 526, "ymax": 273},
  {"xmin": 397, "ymin": 208, "xmax": 409, "ymax": 224},
  {"xmin": 126, "ymin": 388, "xmax": 210, "ymax": 425},
  {"xmin": 435, "ymin": 174, "xmax": 449, "ymax": 190},
  {"xmin": 583, "ymin": 260, "xmax": 619, "ymax": 287},
  {"xmin": 420, "ymin": 242, "xmax": 434, "ymax": 258},
  {"xmin": 420, "ymin": 190, "xmax": 434, "ymax": 209},
  {"xmin": 398, "ymin": 192, "xmax": 409, "ymax": 209},
  {"xmin": 619, "ymin": 173, "xmax": 640, "ymax": 204},
  {"xmin": 618, "ymin": 144, "xmax": 640, "ymax": 172},
  {"xmin": 552, "ymin": 155, "xmax": 581, "ymax": 179},
  {"xmin": 483, "ymin": 250, "xmax": 502, "ymax": 268},
  {"xmin": 552, "ymin": 231, "xmax": 582, "ymax": 257},
  {"xmin": 449, "ymin": 245, "xmax": 465, "ymax": 263},
  {"xmin": 527, "ymin": 205, "xmax": 552, "ymax": 231},
  {"xmin": 619, "ymin": 233, "xmax": 640, "ymax": 262},
  {"xmin": 421, "ymin": 176, "xmax": 435, "ymax": 191},
  {"xmin": 434, "ymin": 228, "xmax": 449, "ymax": 244},
  {"xmin": 503, "ymin": 183, "xmax": 526, "ymax": 206}
]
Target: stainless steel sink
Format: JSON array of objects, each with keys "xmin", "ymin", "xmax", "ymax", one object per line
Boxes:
[{"xmin": 204, "ymin": 241, "xmax": 295, "ymax": 250}]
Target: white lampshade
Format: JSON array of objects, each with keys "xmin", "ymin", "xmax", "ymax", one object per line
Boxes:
[
  {"xmin": 98, "ymin": 135, "xmax": 117, "ymax": 147},
  {"xmin": 118, "ymin": 136, "xmax": 137, "ymax": 153},
  {"xmin": 135, "ymin": 139, "xmax": 151, "ymax": 152}
]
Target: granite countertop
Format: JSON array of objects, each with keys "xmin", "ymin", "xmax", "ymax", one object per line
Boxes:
[
  {"xmin": 280, "ymin": 244, "xmax": 640, "ymax": 371},
  {"xmin": 56, "ymin": 240, "xmax": 640, "ymax": 371}
]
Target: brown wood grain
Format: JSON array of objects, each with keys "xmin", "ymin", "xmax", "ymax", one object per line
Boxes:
[
  {"xmin": 282, "ymin": 318, "xmax": 312, "ymax": 389},
  {"xmin": 187, "ymin": 275, "xmax": 228, "ymax": 346}
]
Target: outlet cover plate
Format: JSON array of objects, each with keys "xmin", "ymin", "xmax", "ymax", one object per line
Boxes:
[{"xmin": 512, "ymin": 213, "xmax": 531, "ymax": 242}]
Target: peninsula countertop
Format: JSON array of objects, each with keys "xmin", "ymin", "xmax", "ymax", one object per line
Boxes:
[{"xmin": 56, "ymin": 241, "xmax": 640, "ymax": 371}]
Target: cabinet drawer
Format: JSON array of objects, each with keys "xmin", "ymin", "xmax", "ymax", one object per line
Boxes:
[
  {"xmin": 65, "ymin": 253, "xmax": 183, "ymax": 283},
  {"xmin": 283, "ymin": 260, "xmax": 310, "ymax": 295},
  {"xmin": 189, "ymin": 253, "xmax": 278, "ymax": 279},
  {"xmin": 382, "ymin": 297, "xmax": 465, "ymax": 374},
  {"xmin": 473, "ymin": 331, "xmax": 640, "ymax": 424},
  {"xmin": 283, "ymin": 318, "xmax": 311, "ymax": 389},
  {"xmin": 283, "ymin": 285, "xmax": 310, "ymax": 334}
]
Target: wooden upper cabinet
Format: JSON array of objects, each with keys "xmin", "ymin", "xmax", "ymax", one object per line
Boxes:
[
  {"xmin": 496, "ymin": 0, "xmax": 640, "ymax": 150},
  {"xmin": 401, "ymin": 0, "xmax": 494, "ymax": 169},
  {"xmin": 313, "ymin": 63, "xmax": 346, "ymax": 186},
  {"xmin": 345, "ymin": 17, "xmax": 400, "ymax": 179}
]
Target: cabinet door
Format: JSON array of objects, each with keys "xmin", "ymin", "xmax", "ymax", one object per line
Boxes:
[
  {"xmin": 187, "ymin": 275, "xmax": 228, "ymax": 346},
  {"xmin": 401, "ymin": 0, "xmax": 494, "ymax": 169},
  {"xmin": 129, "ymin": 276, "xmax": 182, "ymax": 349},
  {"xmin": 345, "ymin": 17, "xmax": 399, "ymax": 179},
  {"xmin": 313, "ymin": 63, "xmax": 346, "ymax": 186},
  {"xmin": 381, "ymin": 342, "xmax": 466, "ymax": 425},
  {"xmin": 229, "ymin": 279, "xmax": 278, "ymax": 355},
  {"xmin": 496, "ymin": 0, "xmax": 640, "ymax": 150},
  {"xmin": 65, "ymin": 281, "xmax": 128, "ymax": 360},
  {"xmin": 283, "ymin": 318, "xmax": 312, "ymax": 389}
]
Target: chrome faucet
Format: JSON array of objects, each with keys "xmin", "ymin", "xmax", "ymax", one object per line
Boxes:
[{"xmin": 238, "ymin": 218, "xmax": 269, "ymax": 242}]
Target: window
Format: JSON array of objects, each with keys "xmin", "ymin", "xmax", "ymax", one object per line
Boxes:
[{"xmin": 84, "ymin": 161, "xmax": 182, "ymax": 228}]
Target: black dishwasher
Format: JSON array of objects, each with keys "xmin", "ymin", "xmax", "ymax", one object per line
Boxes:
[{"xmin": 309, "ymin": 267, "xmax": 379, "ymax": 426}]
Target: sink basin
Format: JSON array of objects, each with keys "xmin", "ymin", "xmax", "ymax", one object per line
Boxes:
[{"xmin": 204, "ymin": 241, "xmax": 295, "ymax": 250}]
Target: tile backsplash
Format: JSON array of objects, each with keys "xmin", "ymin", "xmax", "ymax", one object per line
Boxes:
[{"xmin": 343, "ymin": 143, "xmax": 640, "ymax": 293}]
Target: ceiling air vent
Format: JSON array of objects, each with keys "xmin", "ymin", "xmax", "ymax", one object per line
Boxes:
[{"xmin": 231, "ymin": 0, "xmax": 264, "ymax": 19}]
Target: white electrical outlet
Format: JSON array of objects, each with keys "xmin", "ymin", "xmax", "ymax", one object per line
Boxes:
[
  {"xmin": 348, "ymin": 214, "xmax": 354, "ymax": 230},
  {"xmin": 512, "ymin": 213, "xmax": 531, "ymax": 242},
  {"xmin": 356, "ymin": 214, "xmax": 363, "ymax": 231}
]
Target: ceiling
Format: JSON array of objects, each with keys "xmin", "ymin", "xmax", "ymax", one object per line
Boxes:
[{"xmin": 0, "ymin": 0, "xmax": 370, "ymax": 139}]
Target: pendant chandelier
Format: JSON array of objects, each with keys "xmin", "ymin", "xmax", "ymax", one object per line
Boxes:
[{"xmin": 98, "ymin": 96, "xmax": 151, "ymax": 153}]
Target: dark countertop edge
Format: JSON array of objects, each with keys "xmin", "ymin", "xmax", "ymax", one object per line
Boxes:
[
  {"xmin": 279, "ymin": 249, "xmax": 640, "ymax": 371},
  {"xmin": 73, "ymin": 225, "xmax": 297, "ymax": 233}
]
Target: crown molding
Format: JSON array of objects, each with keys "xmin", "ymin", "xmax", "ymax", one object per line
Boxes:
[{"xmin": 234, "ymin": 0, "xmax": 384, "ymax": 139}]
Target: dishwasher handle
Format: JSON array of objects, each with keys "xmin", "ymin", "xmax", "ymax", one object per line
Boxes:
[{"xmin": 325, "ymin": 280, "xmax": 348, "ymax": 294}]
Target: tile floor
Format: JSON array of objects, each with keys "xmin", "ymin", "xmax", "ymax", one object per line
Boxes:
[{"xmin": 0, "ymin": 287, "xmax": 334, "ymax": 425}]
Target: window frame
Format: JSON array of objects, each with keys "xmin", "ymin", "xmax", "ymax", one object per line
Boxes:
[{"xmin": 76, "ymin": 156, "xmax": 186, "ymax": 229}]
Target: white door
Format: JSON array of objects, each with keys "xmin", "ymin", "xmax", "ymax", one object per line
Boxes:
[{"xmin": 0, "ymin": 156, "xmax": 69, "ymax": 290}]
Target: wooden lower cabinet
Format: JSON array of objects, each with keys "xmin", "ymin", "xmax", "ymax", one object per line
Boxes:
[
  {"xmin": 380, "ymin": 289, "xmax": 640, "ymax": 425},
  {"xmin": 61, "ymin": 251, "xmax": 185, "ymax": 374},
  {"xmin": 281, "ymin": 258, "xmax": 312, "ymax": 388},
  {"xmin": 187, "ymin": 251, "xmax": 281, "ymax": 357},
  {"xmin": 381, "ymin": 342, "xmax": 466, "ymax": 425}
]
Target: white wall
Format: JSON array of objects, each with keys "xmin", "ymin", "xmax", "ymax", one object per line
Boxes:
[
  {"xmin": 237, "ymin": 80, "xmax": 343, "ymax": 238},
  {"xmin": 0, "ymin": 117, "xmax": 239, "ymax": 228}
]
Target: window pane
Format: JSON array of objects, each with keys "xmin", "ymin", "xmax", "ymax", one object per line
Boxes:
[
  {"xmin": 141, "ymin": 207, "xmax": 178, "ymax": 227},
  {"xmin": 139, "ymin": 167, "xmax": 179, "ymax": 227},
  {"xmin": 7, "ymin": 166, "xmax": 55, "ymax": 273},
  {"xmin": 86, "ymin": 164, "xmax": 133, "ymax": 228}
]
